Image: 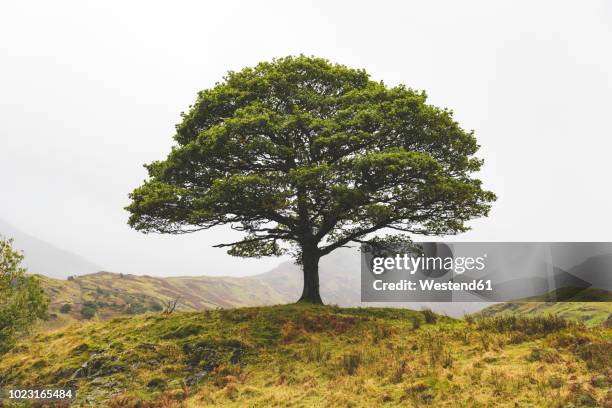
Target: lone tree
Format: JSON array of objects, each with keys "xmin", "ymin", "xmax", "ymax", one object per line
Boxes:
[{"xmin": 126, "ymin": 56, "xmax": 495, "ymax": 304}]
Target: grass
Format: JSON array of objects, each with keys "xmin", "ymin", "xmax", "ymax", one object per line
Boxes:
[
  {"xmin": 36, "ymin": 271, "xmax": 293, "ymax": 330},
  {"xmin": 477, "ymin": 288, "xmax": 612, "ymax": 326},
  {"xmin": 0, "ymin": 305, "xmax": 610, "ymax": 407}
]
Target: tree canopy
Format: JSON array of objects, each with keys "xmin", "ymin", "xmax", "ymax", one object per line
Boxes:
[
  {"xmin": 0, "ymin": 237, "xmax": 48, "ymax": 353},
  {"xmin": 126, "ymin": 55, "xmax": 495, "ymax": 303}
]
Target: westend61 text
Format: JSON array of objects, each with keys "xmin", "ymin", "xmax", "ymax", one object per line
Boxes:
[{"xmin": 373, "ymin": 279, "xmax": 493, "ymax": 292}]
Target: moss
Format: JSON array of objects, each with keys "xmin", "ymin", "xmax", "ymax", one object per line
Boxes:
[{"xmin": 159, "ymin": 323, "xmax": 205, "ymax": 339}]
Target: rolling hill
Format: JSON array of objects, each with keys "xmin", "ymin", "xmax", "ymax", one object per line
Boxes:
[
  {"xmin": 38, "ymin": 249, "xmax": 362, "ymax": 329},
  {"xmin": 39, "ymin": 271, "xmax": 288, "ymax": 329},
  {"xmin": 38, "ymin": 246, "xmax": 490, "ymax": 329},
  {"xmin": 477, "ymin": 288, "xmax": 612, "ymax": 325}
]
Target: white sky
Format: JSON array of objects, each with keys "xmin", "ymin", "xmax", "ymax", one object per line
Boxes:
[{"xmin": 1, "ymin": 1, "xmax": 611, "ymax": 276}]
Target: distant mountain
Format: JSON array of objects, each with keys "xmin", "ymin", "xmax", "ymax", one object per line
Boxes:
[
  {"xmin": 0, "ymin": 219, "xmax": 489, "ymax": 318},
  {"xmin": 568, "ymin": 253, "xmax": 612, "ymax": 289},
  {"xmin": 39, "ymin": 246, "xmax": 488, "ymax": 331},
  {"xmin": 468, "ymin": 268, "xmax": 592, "ymax": 302},
  {"xmin": 255, "ymin": 247, "xmax": 361, "ymax": 305},
  {"xmin": 0, "ymin": 218, "xmax": 101, "ymax": 279}
]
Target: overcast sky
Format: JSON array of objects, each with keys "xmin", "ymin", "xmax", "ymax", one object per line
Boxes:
[{"xmin": 1, "ymin": 1, "xmax": 611, "ymax": 277}]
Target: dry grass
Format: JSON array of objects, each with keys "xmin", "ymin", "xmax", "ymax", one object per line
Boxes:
[{"xmin": 0, "ymin": 305, "xmax": 610, "ymax": 407}]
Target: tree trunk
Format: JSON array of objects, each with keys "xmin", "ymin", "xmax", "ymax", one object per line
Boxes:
[{"xmin": 297, "ymin": 252, "xmax": 323, "ymax": 304}]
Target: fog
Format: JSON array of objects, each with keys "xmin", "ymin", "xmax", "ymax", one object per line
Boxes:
[{"xmin": 1, "ymin": 1, "xmax": 611, "ymax": 276}]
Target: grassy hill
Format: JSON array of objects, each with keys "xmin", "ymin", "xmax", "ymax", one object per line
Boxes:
[
  {"xmin": 1, "ymin": 305, "xmax": 610, "ymax": 407},
  {"xmin": 478, "ymin": 288, "xmax": 612, "ymax": 326},
  {"xmin": 37, "ymin": 249, "xmax": 363, "ymax": 329},
  {"xmin": 38, "ymin": 271, "xmax": 291, "ymax": 329}
]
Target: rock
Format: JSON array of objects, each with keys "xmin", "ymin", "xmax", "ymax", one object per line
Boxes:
[
  {"xmin": 185, "ymin": 371, "xmax": 208, "ymax": 386},
  {"xmin": 55, "ymin": 367, "xmax": 75, "ymax": 379},
  {"xmin": 146, "ymin": 377, "xmax": 166, "ymax": 389},
  {"xmin": 69, "ymin": 352, "xmax": 125, "ymax": 380}
]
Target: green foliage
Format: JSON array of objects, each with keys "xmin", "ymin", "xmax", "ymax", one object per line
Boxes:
[
  {"xmin": 81, "ymin": 303, "xmax": 97, "ymax": 320},
  {"xmin": 59, "ymin": 303, "xmax": 72, "ymax": 314},
  {"xmin": 125, "ymin": 301, "xmax": 147, "ymax": 315},
  {"xmin": 125, "ymin": 55, "xmax": 496, "ymax": 303},
  {"xmin": 0, "ymin": 237, "xmax": 48, "ymax": 354},
  {"xmin": 150, "ymin": 302, "xmax": 163, "ymax": 312}
]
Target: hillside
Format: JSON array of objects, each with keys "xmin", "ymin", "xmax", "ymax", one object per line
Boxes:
[
  {"xmin": 477, "ymin": 288, "xmax": 612, "ymax": 326},
  {"xmin": 1, "ymin": 305, "xmax": 610, "ymax": 407},
  {"xmin": 39, "ymin": 272, "xmax": 288, "ymax": 330},
  {"xmin": 37, "ymin": 248, "xmax": 363, "ymax": 329},
  {"xmin": 37, "ymin": 254, "xmax": 361, "ymax": 329},
  {"xmin": 38, "ymin": 246, "xmax": 489, "ymax": 330}
]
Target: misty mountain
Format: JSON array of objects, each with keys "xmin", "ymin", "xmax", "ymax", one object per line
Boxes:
[
  {"xmin": 262, "ymin": 250, "xmax": 487, "ymax": 315},
  {"xmin": 0, "ymin": 221, "xmax": 485, "ymax": 317},
  {"xmin": 256, "ymin": 247, "xmax": 361, "ymax": 305},
  {"xmin": 568, "ymin": 253, "xmax": 612, "ymax": 290},
  {"xmin": 0, "ymin": 218, "xmax": 101, "ymax": 279}
]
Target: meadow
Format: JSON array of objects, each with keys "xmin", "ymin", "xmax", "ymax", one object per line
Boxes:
[{"xmin": 1, "ymin": 305, "xmax": 610, "ymax": 407}]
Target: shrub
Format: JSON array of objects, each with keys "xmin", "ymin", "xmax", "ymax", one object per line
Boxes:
[
  {"xmin": 59, "ymin": 303, "xmax": 72, "ymax": 314},
  {"xmin": 476, "ymin": 314, "xmax": 574, "ymax": 336},
  {"xmin": 340, "ymin": 351, "xmax": 362, "ymax": 375},
  {"xmin": 576, "ymin": 340, "xmax": 612, "ymax": 370},
  {"xmin": 479, "ymin": 333, "xmax": 492, "ymax": 351},
  {"xmin": 0, "ymin": 238, "xmax": 48, "ymax": 354},
  {"xmin": 421, "ymin": 308, "xmax": 437, "ymax": 324},
  {"xmin": 423, "ymin": 331, "xmax": 445, "ymax": 367},
  {"xmin": 550, "ymin": 331, "xmax": 612, "ymax": 371},
  {"xmin": 548, "ymin": 375, "xmax": 564, "ymax": 389},
  {"xmin": 150, "ymin": 302, "xmax": 163, "ymax": 312},
  {"xmin": 280, "ymin": 320, "xmax": 300, "ymax": 342},
  {"xmin": 562, "ymin": 384, "xmax": 599, "ymax": 408},
  {"xmin": 81, "ymin": 305, "xmax": 96, "ymax": 319},
  {"xmin": 590, "ymin": 375, "xmax": 608, "ymax": 388},
  {"xmin": 527, "ymin": 347, "xmax": 560, "ymax": 363},
  {"xmin": 441, "ymin": 350, "xmax": 454, "ymax": 368},
  {"xmin": 304, "ymin": 338, "xmax": 328, "ymax": 363},
  {"xmin": 371, "ymin": 323, "xmax": 393, "ymax": 343},
  {"xmin": 390, "ymin": 359, "xmax": 407, "ymax": 384},
  {"xmin": 126, "ymin": 302, "xmax": 146, "ymax": 315}
]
